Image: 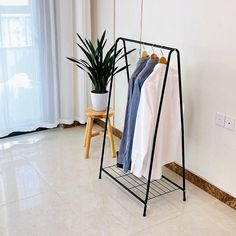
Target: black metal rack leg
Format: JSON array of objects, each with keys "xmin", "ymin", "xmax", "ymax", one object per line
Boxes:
[
  {"xmin": 99, "ymin": 39, "xmax": 119, "ymax": 179},
  {"xmin": 176, "ymin": 49, "xmax": 186, "ymax": 202},
  {"xmin": 143, "ymin": 204, "xmax": 147, "ymax": 217},
  {"xmin": 142, "ymin": 50, "xmax": 173, "ymax": 216}
]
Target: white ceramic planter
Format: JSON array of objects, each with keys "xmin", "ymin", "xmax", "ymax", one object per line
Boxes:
[{"xmin": 90, "ymin": 91, "xmax": 108, "ymax": 111}]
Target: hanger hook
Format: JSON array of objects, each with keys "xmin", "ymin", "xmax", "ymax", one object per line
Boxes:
[
  {"xmin": 152, "ymin": 45, "xmax": 155, "ymax": 53},
  {"xmin": 160, "ymin": 48, "xmax": 164, "ymax": 56}
]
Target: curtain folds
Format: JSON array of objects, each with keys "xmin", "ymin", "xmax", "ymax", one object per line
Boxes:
[
  {"xmin": 56, "ymin": 0, "xmax": 92, "ymax": 125},
  {"xmin": 0, "ymin": 0, "xmax": 91, "ymax": 137}
]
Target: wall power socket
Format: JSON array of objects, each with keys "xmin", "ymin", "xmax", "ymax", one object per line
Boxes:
[
  {"xmin": 225, "ymin": 116, "xmax": 235, "ymax": 131},
  {"xmin": 215, "ymin": 112, "xmax": 235, "ymax": 131},
  {"xmin": 215, "ymin": 112, "xmax": 225, "ymax": 127}
]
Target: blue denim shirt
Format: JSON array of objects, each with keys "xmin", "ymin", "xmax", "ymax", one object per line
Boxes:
[
  {"xmin": 123, "ymin": 58, "xmax": 159, "ymax": 172},
  {"xmin": 117, "ymin": 57, "xmax": 149, "ymax": 167}
]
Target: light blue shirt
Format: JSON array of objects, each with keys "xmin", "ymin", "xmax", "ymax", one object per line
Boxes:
[
  {"xmin": 117, "ymin": 57, "xmax": 149, "ymax": 167},
  {"xmin": 123, "ymin": 58, "xmax": 159, "ymax": 172}
]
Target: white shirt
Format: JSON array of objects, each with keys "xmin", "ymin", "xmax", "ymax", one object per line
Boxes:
[{"xmin": 131, "ymin": 63, "xmax": 181, "ymax": 180}]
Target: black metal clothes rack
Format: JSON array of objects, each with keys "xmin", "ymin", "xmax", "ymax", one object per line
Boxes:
[{"xmin": 99, "ymin": 37, "xmax": 186, "ymax": 217}]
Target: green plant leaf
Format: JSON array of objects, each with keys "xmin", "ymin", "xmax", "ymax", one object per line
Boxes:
[
  {"xmin": 113, "ymin": 64, "xmax": 130, "ymax": 75},
  {"xmin": 76, "ymin": 43, "xmax": 96, "ymax": 68},
  {"xmin": 77, "ymin": 33, "xmax": 90, "ymax": 51},
  {"xmin": 66, "ymin": 57, "xmax": 80, "ymax": 64},
  {"xmin": 67, "ymin": 31, "xmax": 135, "ymax": 93},
  {"xmin": 116, "ymin": 48, "xmax": 136, "ymax": 63}
]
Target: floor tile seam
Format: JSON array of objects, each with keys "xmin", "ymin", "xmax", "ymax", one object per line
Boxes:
[
  {"xmin": 77, "ymin": 213, "xmax": 132, "ymax": 236},
  {"xmin": 55, "ymin": 188, "xmax": 136, "ymax": 219},
  {"xmin": 125, "ymin": 212, "xmax": 183, "ymax": 236},
  {"xmin": 21, "ymin": 156, "xmax": 58, "ymax": 193},
  {"xmin": 50, "ymin": 195, "xmax": 87, "ymax": 218},
  {"xmin": 0, "ymin": 192, "xmax": 76, "ymax": 221},
  {"xmin": 161, "ymin": 196, "xmax": 204, "ymax": 215},
  {"xmin": 20, "ymin": 157, "xmax": 70, "ymax": 201},
  {"xmin": 0, "ymin": 192, "xmax": 43, "ymax": 208},
  {"xmin": 0, "ymin": 155, "xmax": 26, "ymax": 165},
  {"xmin": 49, "ymin": 188, "xmax": 78, "ymax": 212},
  {"xmin": 179, "ymin": 204, "xmax": 227, "ymax": 225},
  {"xmin": 126, "ymin": 213, "xmax": 182, "ymax": 236},
  {"xmin": 169, "ymin": 198, "xmax": 219, "ymax": 216},
  {"xmin": 164, "ymin": 191, "xmax": 219, "ymax": 211}
]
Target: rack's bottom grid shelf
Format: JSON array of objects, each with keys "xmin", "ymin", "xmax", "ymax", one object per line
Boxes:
[{"xmin": 103, "ymin": 165, "xmax": 179, "ymax": 203}]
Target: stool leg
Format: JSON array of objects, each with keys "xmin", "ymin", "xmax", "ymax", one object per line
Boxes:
[
  {"xmin": 85, "ymin": 117, "xmax": 93, "ymax": 159},
  {"xmin": 107, "ymin": 118, "xmax": 116, "ymax": 157},
  {"xmin": 83, "ymin": 122, "xmax": 88, "ymax": 147}
]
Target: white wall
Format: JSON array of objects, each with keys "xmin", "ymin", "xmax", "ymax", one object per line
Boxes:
[
  {"xmin": 114, "ymin": 0, "xmax": 142, "ymax": 129},
  {"xmin": 91, "ymin": 0, "xmax": 114, "ymax": 47},
  {"xmin": 91, "ymin": 0, "xmax": 115, "ymax": 122},
  {"xmin": 91, "ymin": 0, "xmax": 236, "ymax": 197}
]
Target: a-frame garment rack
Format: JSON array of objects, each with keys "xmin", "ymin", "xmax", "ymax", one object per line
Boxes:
[{"xmin": 99, "ymin": 37, "xmax": 186, "ymax": 217}]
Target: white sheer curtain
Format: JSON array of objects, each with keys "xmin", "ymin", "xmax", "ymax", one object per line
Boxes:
[
  {"xmin": 0, "ymin": 0, "xmax": 91, "ymax": 137},
  {"xmin": 56, "ymin": 0, "xmax": 92, "ymax": 125}
]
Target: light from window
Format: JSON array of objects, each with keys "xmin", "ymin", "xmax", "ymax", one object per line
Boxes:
[
  {"xmin": 0, "ymin": 0, "xmax": 29, "ymax": 6},
  {"xmin": 0, "ymin": 14, "xmax": 32, "ymax": 48}
]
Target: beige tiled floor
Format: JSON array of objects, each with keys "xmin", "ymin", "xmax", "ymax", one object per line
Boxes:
[{"xmin": 0, "ymin": 126, "xmax": 235, "ymax": 236}]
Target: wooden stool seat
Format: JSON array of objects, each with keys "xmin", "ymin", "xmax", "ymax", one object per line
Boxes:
[
  {"xmin": 84, "ymin": 107, "xmax": 116, "ymax": 159},
  {"xmin": 84, "ymin": 107, "xmax": 114, "ymax": 119}
]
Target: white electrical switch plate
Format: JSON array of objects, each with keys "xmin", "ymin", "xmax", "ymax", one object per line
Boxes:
[
  {"xmin": 225, "ymin": 116, "xmax": 235, "ymax": 131},
  {"xmin": 215, "ymin": 112, "xmax": 225, "ymax": 127}
]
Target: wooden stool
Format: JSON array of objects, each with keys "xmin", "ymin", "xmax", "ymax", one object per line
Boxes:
[{"xmin": 84, "ymin": 107, "xmax": 116, "ymax": 159}]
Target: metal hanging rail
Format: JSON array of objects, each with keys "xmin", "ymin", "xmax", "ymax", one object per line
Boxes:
[{"xmin": 99, "ymin": 37, "xmax": 186, "ymax": 217}]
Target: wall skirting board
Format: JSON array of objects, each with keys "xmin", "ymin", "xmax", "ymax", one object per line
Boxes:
[
  {"xmin": 165, "ymin": 163, "xmax": 236, "ymax": 210},
  {"xmin": 60, "ymin": 121, "xmax": 81, "ymax": 128},
  {"xmin": 95, "ymin": 120, "xmax": 236, "ymax": 211},
  {"xmin": 95, "ymin": 119, "xmax": 123, "ymax": 139}
]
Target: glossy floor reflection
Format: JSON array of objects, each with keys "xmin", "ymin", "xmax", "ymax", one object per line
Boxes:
[{"xmin": 0, "ymin": 126, "xmax": 235, "ymax": 236}]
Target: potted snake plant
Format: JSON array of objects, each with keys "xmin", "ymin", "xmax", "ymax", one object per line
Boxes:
[{"xmin": 67, "ymin": 31, "xmax": 135, "ymax": 111}]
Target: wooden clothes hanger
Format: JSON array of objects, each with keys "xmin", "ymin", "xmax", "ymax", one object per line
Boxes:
[
  {"xmin": 159, "ymin": 48, "xmax": 167, "ymax": 64},
  {"xmin": 159, "ymin": 56, "xmax": 167, "ymax": 64},
  {"xmin": 140, "ymin": 43, "xmax": 149, "ymax": 58},
  {"xmin": 150, "ymin": 45, "xmax": 158, "ymax": 59},
  {"xmin": 141, "ymin": 50, "xmax": 149, "ymax": 58}
]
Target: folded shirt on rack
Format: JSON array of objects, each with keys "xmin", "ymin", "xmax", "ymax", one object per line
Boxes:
[
  {"xmin": 117, "ymin": 56, "xmax": 149, "ymax": 168},
  {"xmin": 131, "ymin": 63, "xmax": 181, "ymax": 180},
  {"xmin": 123, "ymin": 57, "xmax": 159, "ymax": 172}
]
